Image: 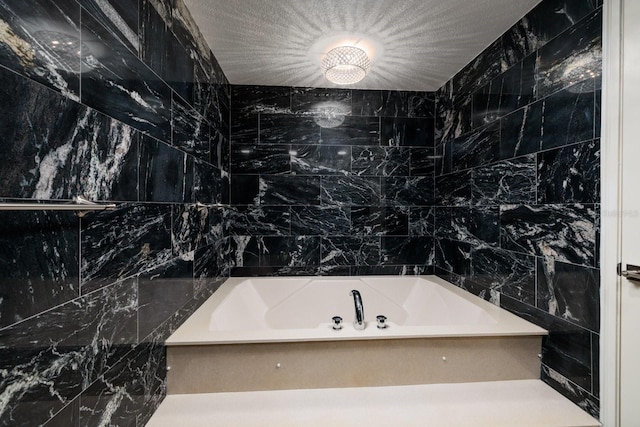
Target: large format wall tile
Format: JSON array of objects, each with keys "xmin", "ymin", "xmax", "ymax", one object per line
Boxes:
[
  {"xmin": 229, "ymin": 85, "xmax": 435, "ymax": 274},
  {"xmin": 537, "ymin": 258, "xmax": 600, "ymax": 332},
  {"xmin": 502, "ymin": 0, "xmax": 601, "ymax": 66},
  {"xmin": 450, "ymin": 122, "xmax": 501, "ymax": 172},
  {"xmin": 499, "ymin": 204, "xmax": 597, "ymax": 266},
  {"xmin": 293, "ymin": 145, "xmax": 352, "ymax": 175},
  {"xmin": 139, "ymin": 136, "xmax": 194, "ymax": 203},
  {"xmin": 0, "ymin": 66, "xmax": 138, "ymax": 202},
  {"xmin": 0, "ymin": 211, "xmax": 79, "ymax": 328},
  {"xmin": 81, "ymin": 9, "xmax": 172, "ymax": 143},
  {"xmin": 291, "ymin": 206, "xmax": 351, "ymax": 236},
  {"xmin": 0, "ymin": 0, "xmax": 229, "ymax": 425},
  {"xmin": 77, "ymin": 0, "xmax": 141, "ymax": 56},
  {"xmin": 471, "ymin": 156, "xmax": 536, "ymax": 205},
  {"xmin": 472, "ymin": 55, "xmax": 536, "ymax": 127},
  {"xmin": 434, "ymin": 3, "xmax": 602, "ymax": 415},
  {"xmin": 0, "ymin": 279, "xmax": 137, "ymax": 426},
  {"xmin": 0, "ymin": 0, "xmax": 81, "ymax": 99},
  {"xmin": 536, "ymin": 9, "xmax": 602, "ymax": 98},
  {"xmin": 537, "ymin": 139, "xmax": 600, "ymax": 204}
]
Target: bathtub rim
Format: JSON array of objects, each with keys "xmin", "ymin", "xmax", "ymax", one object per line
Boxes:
[{"xmin": 166, "ymin": 275, "xmax": 547, "ymax": 346}]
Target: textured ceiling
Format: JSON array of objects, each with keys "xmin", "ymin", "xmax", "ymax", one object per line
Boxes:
[{"xmin": 183, "ymin": 0, "xmax": 541, "ymax": 91}]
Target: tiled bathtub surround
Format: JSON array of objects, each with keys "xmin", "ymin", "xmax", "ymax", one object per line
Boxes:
[
  {"xmin": 434, "ymin": 0, "xmax": 601, "ymax": 417},
  {"xmin": 0, "ymin": 0, "xmax": 229, "ymax": 425},
  {"xmin": 0, "ymin": 0, "xmax": 603, "ymax": 425},
  {"xmin": 229, "ymin": 86, "xmax": 436, "ymax": 276}
]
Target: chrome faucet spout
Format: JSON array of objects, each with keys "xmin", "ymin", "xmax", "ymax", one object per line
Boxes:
[{"xmin": 350, "ymin": 289, "xmax": 365, "ymax": 330}]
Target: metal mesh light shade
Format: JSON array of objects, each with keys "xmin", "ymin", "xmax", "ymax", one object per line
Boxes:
[{"xmin": 322, "ymin": 46, "xmax": 371, "ymax": 85}]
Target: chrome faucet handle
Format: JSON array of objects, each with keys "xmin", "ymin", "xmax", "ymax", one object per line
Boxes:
[
  {"xmin": 376, "ymin": 315, "xmax": 388, "ymax": 329},
  {"xmin": 332, "ymin": 316, "xmax": 343, "ymax": 330}
]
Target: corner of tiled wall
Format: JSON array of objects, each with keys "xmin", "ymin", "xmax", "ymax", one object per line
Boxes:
[
  {"xmin": 0, "ymin": 0, "xmax": 230, "ymax": 425},
  {"xmin": 433, "ymin": 0, "xmax": 601, "ymax": 418}
]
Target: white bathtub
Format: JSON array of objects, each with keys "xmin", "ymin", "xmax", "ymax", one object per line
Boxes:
[{"xmin": 167, "ymin": 275, "xmax": 546, "ymax": 345}]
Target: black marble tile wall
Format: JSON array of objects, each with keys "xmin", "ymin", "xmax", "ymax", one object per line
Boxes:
[
  {"xmin": 0, "ymin": 0, "xmax": 229, "ymax": 425},
  {"xmin": 434, "ymin": 1, "xmax": 601, "ymax": 418},
  {"xmin": 229, "ymin": 85, "xmax": 435, "ymax": 276}
]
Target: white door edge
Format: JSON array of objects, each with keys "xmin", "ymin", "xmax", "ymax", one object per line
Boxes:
[{"xmin": 601, "ymin": 0, "xmax": 622, "ymax": 425}]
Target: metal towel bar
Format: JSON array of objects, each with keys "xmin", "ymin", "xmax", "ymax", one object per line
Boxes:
[{"xmin": 0, "ymin": 196, "xmax": 116, "ymax": 217}]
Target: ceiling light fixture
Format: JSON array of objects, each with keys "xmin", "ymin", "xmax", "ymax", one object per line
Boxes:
[{"xmin": 322, "ymin": 46, "xmax": 371, "ymax": 85}]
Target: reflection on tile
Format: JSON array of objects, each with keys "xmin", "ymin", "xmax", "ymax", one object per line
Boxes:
[
  {"xmin": 291, "ymin": 145, "xmax": 351, "ymax": 175},
  {"xmin": 502, "ymin": 0, "xmax": 601, "ymax": 67},
  {"xmin": 81, "ymin": 9, "xmax": 172, "ymax": 142},
  {"xmin": 0, "ymin": 0, "xmax": 80, "ymax": 99},
  {"xmin": 230, "ymin": 144, "xmax": 291, "ymax": 174},
  {"xmin": 291, "ymin": 88, "xmax": 351, "ymax": 114},
  {"xmin": 537, "ymin": 9, "xmax": 602, "ymax": 98},
  {"xmin": 381, "ymin": 117, "xmax": 434, "ymax": 147},
  {"xmin": 320, "ymin": 116, "xmax": 379, "ymax": 146},
  {"xmin": 78, "ymin": 0, "xmax": 140, "ymax": 55},
  {"xmin": 472, "ymin": 55, "xmax": 535, "ymax": 128}
]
